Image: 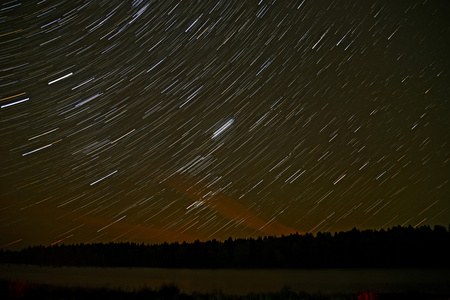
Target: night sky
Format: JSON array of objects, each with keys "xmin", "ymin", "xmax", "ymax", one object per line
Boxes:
[{"xmin": 1, "ymin": 0, "xmax": 449, "ymax": 249}]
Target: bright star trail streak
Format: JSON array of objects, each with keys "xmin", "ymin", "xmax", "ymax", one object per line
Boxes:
[
  {"xmin": 212, "ymin": 118, "xmax": 234, "ymax": 139},
  {"xmin": 1, "ymin": 98, "xmax": 29, "ymax": 109},
  {"xmin": 90, "ymin": 170, "xmax": 118, "ymax": 186},
  {"xmin": 48, "ymin": 73, "xmax": 73, "ymax": 85},
  {"xmin": 0, "ymin": 0, "xmax": 449, "ymax": 249}
]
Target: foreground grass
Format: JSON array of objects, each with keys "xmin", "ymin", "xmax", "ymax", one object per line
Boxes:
[{"xmin": 1, "ymin": 280, "xmax": 449, "ymax": 300}]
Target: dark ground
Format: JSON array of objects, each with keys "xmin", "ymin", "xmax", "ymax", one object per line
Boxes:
[{"xmin": 1, "ymin": 279, "xmax": 449, "ymax": 300}]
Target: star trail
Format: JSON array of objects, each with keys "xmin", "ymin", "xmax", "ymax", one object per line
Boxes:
[{"xmin": 1, "ymin": 0, "xmax": 449, "ymax": 249}]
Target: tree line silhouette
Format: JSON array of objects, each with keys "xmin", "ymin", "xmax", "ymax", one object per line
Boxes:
[{"xmin": 1, "ymin": 225, "xmax": 448, "ymax": 268}]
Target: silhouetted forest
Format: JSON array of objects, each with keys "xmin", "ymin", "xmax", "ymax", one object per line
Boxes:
[{"xmin": 1, "ymin": 225, "xmax": 449, "ymax": 268}]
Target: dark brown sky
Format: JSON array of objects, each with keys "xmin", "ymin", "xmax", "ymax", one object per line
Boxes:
[{"xmin": 1, "ymin": 0, "xmax": 449, "ymax": 249}]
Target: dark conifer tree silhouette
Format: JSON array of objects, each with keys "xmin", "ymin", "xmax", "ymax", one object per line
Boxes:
[{"xmin": 0, "ymin": 226, "xmax": 448, "ymax": 269}]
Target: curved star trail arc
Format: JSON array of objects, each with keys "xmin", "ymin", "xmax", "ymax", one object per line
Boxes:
[{"xmin": 0, "ymin": 0, "xmax": 449, "ymax": 249}]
